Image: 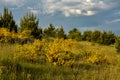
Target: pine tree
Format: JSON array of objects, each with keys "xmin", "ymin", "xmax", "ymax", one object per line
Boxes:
[
  {"xmin": 115, "ymin": 37, "xmax": 120, "ymax": 52},
  {"xmin": 56, "ymin": 26, "xmax": 66, "ymax": 39},
  {"xmin": 67, "ymin": 28, "xmax": 82, "ymax": 41},
  {"xmin": 82, "ymin": 30, "xmax": 92, "ymax": 41},
  {"xmin": 20, "ymin": 12, "xmax": 42, "ymax": 39},
  {"xmin": 91, "ymin": 30, "xmax": 101, "ymax": 43},
  {"xmin": 1, "ymin": 7, "xmax": 17, "ymax": 32},
  {"xmin": 43, "ymin": 23, "xmax": 56, "ymax": 38},
  {"xmin": 103, "ymin": 31, "xmax": 116, "ymax": 45},
  {"xmin": 0, "ymin": 13, "xmax": 2, "ymax": 27}
]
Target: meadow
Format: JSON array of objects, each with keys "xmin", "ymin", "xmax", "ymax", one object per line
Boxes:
[
  {"xmin": 0, "ymin": 39, "xmax": 120, "ymax": 80},
  {"xmin": 0, "ymin": 7, "xmax": 120, "ymax": 80}
]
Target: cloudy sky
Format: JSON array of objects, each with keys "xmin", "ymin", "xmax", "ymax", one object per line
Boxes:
[{"xmin": 0, "ymin": 0, "xmax": 120, "ymax": 34}]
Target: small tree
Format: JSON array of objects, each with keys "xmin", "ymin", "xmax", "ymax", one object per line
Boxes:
[
  {"xmin": 91, "ymin": 30, "xmax": 101, "ymax": 43},
  {"xmin": 55, "ymin": 26, "xmax": 66, "ymax": 39},
  {"xmin": 1, "ymin": 7, "xmax": 17, "ymax": 32},
  {"xmin": 43, "ymin": 23, "xmax": 56, "ymax": 38},
  {"xmin": 0, "ymin": 13, "xmax": 2, "ymax": 27},
  {"xmin": 115, "ymin": 37, "xmax": 120, "ymax": 52},
  {"xmin": 67, "ymin": 28, "xmax": 82, "ymax": 41},
  {"xmin": 82, "ymin": 30, "xmax": 92, "ymax": 41},
  {"xmin": 20, "ymin": 12, "xmax": 42, "ymax": 39},
  {"xmin": 100, "ymin": 31, "xmax": 116, "ymax": 45}
]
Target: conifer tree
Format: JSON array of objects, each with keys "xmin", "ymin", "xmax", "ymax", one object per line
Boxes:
[
  {"xmin": 115, "ymin": 37, "xmax": 120, "ymax": 52},
  {"xmin": 0, "ymin": 13, "xmax": 2, "ymax": 27},
  {"xmin": 43, "ymin": 23, "xmax": 56, "ymax": 38},
  {"xmin": 82, "ymin": 30, "xmax": 92, "ymax": 41},
  {"xmin": 102, "ymin": 31, "xmax": 116, "ymax": 45},
  {"xmin": 91, "ymin": 30, "xmax": 101, "ymax": 43},
  {"xmin": 20, "ymin": 12, "xmax": 42, "ymax": 39},
  {"xmin": 67, "ymin": 28, "xmax": 82, "ymax": 41},
  {"xmin": 56, "ymin": 26, "xmax": 66, "ymax": 39},
  {"xmin": 1, "ymin": 7, "xmax": 17, "ymax": 32}
]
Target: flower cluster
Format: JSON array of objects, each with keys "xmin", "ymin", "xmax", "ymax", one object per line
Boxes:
[
  {"xmin": 83, "ymin": 50, "xmax": 112, "ymax": 64},
  {"xmin": 45, "ymin": 39, "xmax": 78, "ymax": 66},
  {"xmin": 15, "ymin": 39, "xmax": 44, "ymax": 62}
]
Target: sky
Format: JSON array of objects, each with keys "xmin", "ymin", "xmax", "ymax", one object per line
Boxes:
[{"xmin": 0, "ymin": 0, "xmax": 120, "ymax": 35}]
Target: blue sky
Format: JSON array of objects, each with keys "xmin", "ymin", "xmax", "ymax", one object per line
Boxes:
[{"xmin": 0, "ymin": 0, "xmax": 120, "ymax": 34}]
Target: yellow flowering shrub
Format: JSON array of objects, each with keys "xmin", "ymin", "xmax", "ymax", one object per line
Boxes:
[
  {"xmin": 0, "ymin": 28, "xmax": 18, "ymax": 43},
  {"xmin": 15, "ymin": 39, "xmax": 44, "ymax": 62},
  {"xmin": 83, "ymin": 50, "xmax": 112, "ymax": 64},
  {"xmin": 45, "ymin": 39, "xmax": 78, "ymax": 66},
  {"xmin": 0, "ymin": 28, "xmax": 11, "ymax": 42},
  {"xmin": 18, "ymin": 29, "xmax": 33, "ymax": 39}
]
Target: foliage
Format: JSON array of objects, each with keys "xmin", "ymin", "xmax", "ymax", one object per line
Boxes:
[
  {"xmin": 0, "ymin": 66, "xmax": 2, "ymax": 80},
  {"xmin": 101, "ymin": 31, "xmax": 116, "ymax": 45},
  {"xmin": 67, "ymin": 28, "xmax": 82, "ymax": 41},
  {"xmin": 43, "ymin": 23, "xmax": 56, "ymax": 38},
  {"xmin": 1, "ymin": 7, "xmax": 120, "ymax": 80},
  {"xmin": 20, "ymin": 12, "xmax": 42, "ymax": 39},
  {"xmin": 115, "ymin": 37, "xmax": 120, "ymax": 52},
  {"xmin": 0, "ymin": 28, "xmax": 16, "ymax": 43},
  {"xmin": 18, "ymin": 29, "xmax": 33, "ymax": 39},
  {"xmin": 86, "ymin": 50, "xmax": 112, "ymax": 64},
  {"xmin": 82, "ymin": 30, "xmax": 92, "ymax": 41},
  {"xmin": 91, "ymin": 30, "xmax": 101, "ymax": 43},
  {"xmin": 15, "ymin": 39, "xmax": 44, "ymax": 62},
  {"xmin": 0, "ymin": 7, "xmax": 17, "ymax": 32},
  {"xmin": 45, "ymin": 39, "xmax": 78, "ymax": 66},
  {"xmin": 55, "ymin": 26, "xmax": 66, "ymax": 39},
  {"xmin": 82, "ymin": 30, "xmax": 116, "ymax": 45},
  {"xmin": 1, "ymin": 39, "xmax": 120, "ymax": 80}
]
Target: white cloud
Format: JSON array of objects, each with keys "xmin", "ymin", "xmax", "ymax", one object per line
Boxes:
[
  {"xmin": 30, "ymin": 9, "xmax": 39, "ymax": 15},
  {"xmin": 83, "ymin": 11, "xmax": 96, "ymax": 16},
  {"xmin": 40, "ymin": 0, "xmax": 117, "ymax": 17},
  {"xmin": 62, "ymin": 9, "xmax": 81, "ymax": 17},
  {"xmin": 107, "ymin": 19, "xmax": 120, "ymax": 24},
  {"xmin": 0, "ymin": 0, "xmax": 25, "ymax": 7},
  {"xmin": 115, "ymin": 11, "xmax": 120, "ymax": 15},
  {"xmin": 0, "ymin": 0, "xmax": 118, "ymax": 17},
  {"xmin": 27, "ymin": 7, "xmax": 39, "ymax": 15}
]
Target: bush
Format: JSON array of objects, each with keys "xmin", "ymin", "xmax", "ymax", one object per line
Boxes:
[
  {"xmin": 45, "ymin": 39, "xmax": 78, "ymax": 66},
  {"xmin": 84, "ymin": 50, "xmax": 112, "ymax": 65},
  {"xmin": 15, "ymin": 39, "xmax": 44, "ymax": 62},
  {"xmin": 115, "ymin": 38, "xmax": 120, "ymax": 52}
]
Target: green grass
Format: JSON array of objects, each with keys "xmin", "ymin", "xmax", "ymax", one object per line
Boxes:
[
  {"xmin": 0, "ymin": 42, "xmax": 120, "ymax": 80},
  {"xmin": 0, "ymin": 43, "xmax": 17, "ymax": 61}
]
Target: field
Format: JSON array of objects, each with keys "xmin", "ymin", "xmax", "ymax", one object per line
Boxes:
[{"xmin": 0, "ymin": 40, "xmax": 120, "ymax": 80}]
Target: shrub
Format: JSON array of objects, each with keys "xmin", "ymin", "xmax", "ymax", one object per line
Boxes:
[
  {"xmin": 0, "ymin": 28, "xmax": 11, "ymax": 43},
  {"xmin": 0, "ymin": 28, "xmax": 18, "ymax": 43},
  {"xmin": 45, "ymin": 39, "xmax": 78, "ymax": 66},
  {"xmin": 85, "ymin": 50, "xmax": 112, "ymax": 65},
  {"xmin": 0, "ymin": 66, "xmax": 2, "ymax": 80},
  {"xmin": 15, "ymin": 39, "xmax": 44, "ymax": 62},
  {"xmin": 115, "ymin": 38, "xmax": 120, "ymax": 52}
]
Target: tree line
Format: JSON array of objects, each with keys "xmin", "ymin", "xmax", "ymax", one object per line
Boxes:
[{"xmin": 0, "ymin": 8, "xmax": 120, "ymax": 51}]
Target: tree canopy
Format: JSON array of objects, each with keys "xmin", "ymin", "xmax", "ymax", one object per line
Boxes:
[{"xmin": 0, "ymin": 7, "xmax": 17, "ymax": 32}]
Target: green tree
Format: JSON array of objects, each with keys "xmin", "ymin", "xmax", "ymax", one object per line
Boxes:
[
  {"xmin": 1, "ymin": 7, "xmax": 17, "ymax": 32},
  {"xmin": 55, "ymin": 26, "xmax": 66, "ymax": 39},
  {"xmin": 20, "ymin": 12, "xmax": 42, "ymax": 39},
  {"xmin": 91, "ymin": 30, "xmax": 101, "ymax": 43},
  {"xmin": 0, "ymin": 13, "xmax": 2, "ymax": 27},
  {"xmin": 102, "ymin": 31, "xmax": 116, "ymax": 45},
  {"xmin": 31, "ymin": 27, "xmax": 43, "ymax": 39},
  {"xmin": 67, "ymin": 28, "xmax": 82, "ymax": 41},
  {"xmin": 115, "ymin": 37, "xmax": 120, "ymax": 52},
  {"xmin": 82, "ymin": 30, "xmax": 92, "ymax": 41},
  {"xmin": 43, "ymin": 23, "xmax": 56, "ymax": 38}
]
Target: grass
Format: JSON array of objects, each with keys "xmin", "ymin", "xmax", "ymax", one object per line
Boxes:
[{"xmin": 0, "ymin": 41, "xmax": 120, "ymax": 80}]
